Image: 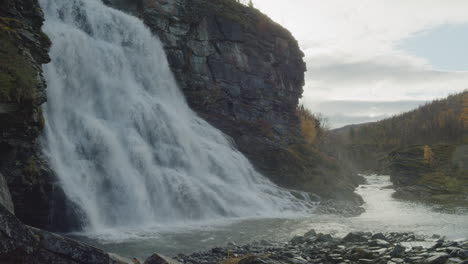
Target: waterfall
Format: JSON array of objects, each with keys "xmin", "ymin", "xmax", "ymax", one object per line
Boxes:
[{"xmin": 39, "ymin": 0, "xmax": 312, "ymax": 232}]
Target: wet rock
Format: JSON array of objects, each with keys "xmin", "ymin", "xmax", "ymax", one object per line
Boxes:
[
  {"xmin": 343, "ymin": 232, "xmax": 369, "ymax": 243},
  {"xmin": 446, "ymin": 258, "xmax": 464, "ymax": 264},
  {"xmin": 369, "ymin": 239, "xmax": 391, "ymax": 248},
  {"xmin": 424, "ymin": 253, "xmax": 450, "ymax": 264},
  {"xmin": 303, "ymin": 229, "xmax": 317, "ymax": 239},
  {"xmin": 144, "ymin": 253, "xmax": 181, "ymax": 264},
  {"xmin": 0, "ymin": 204, "xmax": 131, "ymax": 264},
  {"xmin": 211, "ymin": 247, "xmax": 225, "ymax": 254},
  {"xmin": 315, "ymin": 234, "xmax": 334, "ymax": 242},
  {"xmin": 459, "ymin": 250, "xmax": 468, "ymax": 260},
  {"xmin": 290, "ymin": 236, "xmax": 305, "ymax": 245},
  {"xmin": 175, "ymin": 232, "xmax": 467, "ymax": 264},
  {"xmin": 372, "ymin": 233, "xmax": 387, "ymax": 241},
  {"xmin": 390, "ymin": 244, "xmax": 406, "ymax": 258}
]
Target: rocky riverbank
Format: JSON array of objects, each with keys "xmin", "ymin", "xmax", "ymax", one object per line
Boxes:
[{"xmin": 174, "ymin": 231, "xmax": 468, "ymax": 264}]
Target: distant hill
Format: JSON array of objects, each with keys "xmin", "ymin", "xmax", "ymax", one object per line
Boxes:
[
  {"xmin": 330, "ymin": 91, "xmax": 468, "ymax": 171},
  {"xmin": 330, "ymin": 122, "xmax": 374, "ymax": 138},
  {"xmin": 329, "ymin": 91, "xmax": 468, "ymax": 204}
]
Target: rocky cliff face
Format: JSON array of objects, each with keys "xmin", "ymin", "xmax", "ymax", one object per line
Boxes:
[
  {"xmin": 1, "ymin": 0, "xmax": 362, "ymax": 235},
  {"xmin": 105, "ymin": 0, "xmax": 362, "ymax": 203},
  {"xmin": 0, "ymin": 0, "xmax": 80, "ymax": 231},
  {"xmin": 139, "ymin": 0, "xmax": 306, "ymax": 184}
]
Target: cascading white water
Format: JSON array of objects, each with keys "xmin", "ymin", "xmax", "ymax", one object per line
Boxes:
[{"xmin": 40, "ymin": 0, "xmax": 312, "ymax": 232}]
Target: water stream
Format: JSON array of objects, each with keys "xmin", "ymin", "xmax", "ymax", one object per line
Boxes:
[
  {"xmin": 73, "ymin": 175, "xmax": 468, "ymax": 258},
  {"xmin": 38, "ymin": 0, "xmax": 468, "ymax": 259},
  {"xmin": 40, "ymin": 0, "xmax": 312, "ymax": 233}
]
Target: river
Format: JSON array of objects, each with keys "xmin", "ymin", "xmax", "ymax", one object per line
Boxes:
[{"xmin": 70, "ymin": 175, "xmax": 468, "ymax": 258}]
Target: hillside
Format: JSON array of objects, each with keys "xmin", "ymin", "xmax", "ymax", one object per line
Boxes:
[
  {"xmin": 331, "ymin": 91, "xmax": 468, "ymax": 170},
  {"xmin": 330, "ymin": 91, "xmax": 468, "ymax": 204}
]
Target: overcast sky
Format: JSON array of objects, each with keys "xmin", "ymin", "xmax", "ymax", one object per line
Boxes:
[{"xmin": 251, "ymin": 0, "xmax": 468, "ymax": 128}]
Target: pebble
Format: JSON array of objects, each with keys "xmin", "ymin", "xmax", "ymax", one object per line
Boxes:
[{"xmin": 174, "ymin": 231, "xmax": 468, "ymax": 264}]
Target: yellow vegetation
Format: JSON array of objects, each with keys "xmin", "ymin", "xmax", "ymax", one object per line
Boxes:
[
  {"xmin": 221, "ymin": 257, "xmax": 242, "ymax": 264},
  {"xmin": 296, "ymin": 105, "xmax": 319, "ymax": 145},
  {"xmin": 423, "ymin": 145, "xmax": 434, "ymax": 164}
]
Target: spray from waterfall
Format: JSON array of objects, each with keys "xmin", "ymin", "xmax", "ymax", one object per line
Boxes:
[{"xmin": 40, "ymin": 0, "xmax": 313, "ymax": 232}]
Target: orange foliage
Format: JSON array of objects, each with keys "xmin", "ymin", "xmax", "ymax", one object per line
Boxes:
[{"xmin": 296, "ymin": 105, "xmax": 319, "ymax": 145}]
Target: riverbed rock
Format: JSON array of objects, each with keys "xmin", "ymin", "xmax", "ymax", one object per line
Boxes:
[
  {"xmin": 343, "ymin": 232, "xmax": 370, "ymax": 243},
  {"xmin": 390, "ymin": 244, "xmax": 406, "ymax": 258},
  {"xmin": 175, "ymin": 231, "xmax": 466, "ymax": 264},
  {"xmin": 144, "ymin": 253, "xmax": 181, "ymax": 264},
  {"xmin": 369, "ymin": 239, "xmax": 391, "ymax": 248},
  {"xmin": 424, "ymin": 253, "xmax": 450, "ymax": 264},
  {"xmin": 0, "ymin": 204, "xmax": 133, "ymax": 264}
]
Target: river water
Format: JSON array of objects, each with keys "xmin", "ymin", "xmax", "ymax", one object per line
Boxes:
[{"xmin": 71, "ymin": 175, "xmax": 468, "ymax": 258}]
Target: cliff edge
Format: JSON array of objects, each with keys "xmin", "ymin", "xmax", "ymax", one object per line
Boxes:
[{"xmin": 129, "ymin": 0, "xmax": 362, "ymax": 203}]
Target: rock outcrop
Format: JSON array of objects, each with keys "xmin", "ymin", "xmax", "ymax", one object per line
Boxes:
[
  {"xmin": 106, "ymin": 0, "xmax": 363, "ymax": 203},
  {"xmin": 140, "ymin": 0, "xmax": 305, "ymax": 181},
  {"xmin": 388, "ymin": 144, "xmax": 468, "ymax": 205},
  {"xmin": 0, "ymin": 204, "xmax": 139, "ymax": 263},
  {"xmin": 0, "ymin": 0, "xmax": 81, "ymax": 231}
]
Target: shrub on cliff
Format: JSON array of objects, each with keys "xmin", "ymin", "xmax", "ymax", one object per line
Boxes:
[{"xmin": 296, "ymin": 104, "xmax": 328, "ymax": 145}]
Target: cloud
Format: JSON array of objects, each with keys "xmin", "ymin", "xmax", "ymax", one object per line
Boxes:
[
  {"xmin": 252, "ymin": 0, "xmax": 468, "ymax": 126},
  {"xmin": 303, "ymin": 53, "xmax": 468, "ymax": 101}
]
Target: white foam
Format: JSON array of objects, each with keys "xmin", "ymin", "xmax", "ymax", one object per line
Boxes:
[{"xmin": 40, "ymin": 0, "xmax": 314, "ymax": 235}]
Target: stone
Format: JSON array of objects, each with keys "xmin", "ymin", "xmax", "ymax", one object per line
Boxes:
[
  {"xmin": 290, "ymin": 236, "xmax": 305, "ymax": 245},
  {"xmin": 424, "ymin": 254, "xmax": 450, "ymax": 264},
  {"xmin": 459, "ymin": 250, "xmax": 468, "ymax": 260},
  {"xmin": 446, "ymin": 258, "xmax": 463, "ymax": 264},
  {"xmin": 0, "ymin": 204, "xmax": 131, "ymax": 264},
  {"xmin": 315, "ymin": 234, "xmax": 334, "ymax": 242},
  {"xmin": 144, "ymin": 253, "xmax": 181, "ymax": 264},
  {"xmin": 369, "ymin": 239, "xmax": 391, "ymax": 248},
  {"xmin": 372, "ymin": 233, "xmax": 387, "ymax": 241},
  {"xmin": 303, "ymin": 229, "xmax": 317, "ymax": 238},
  {"xmin": 390, "ymin": 244, "xmax": 406, "ymax": 258},
  {"xmin": 343, "ymin": 232, "xmax": 369, "ymax": 243}
]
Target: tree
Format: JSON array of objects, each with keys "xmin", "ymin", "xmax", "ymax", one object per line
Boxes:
[{"xmin": 248, "ymin": 0, "xmax": 254, "ymax": 8}]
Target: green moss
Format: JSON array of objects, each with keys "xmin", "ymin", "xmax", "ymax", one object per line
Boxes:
[
  {"xmin": 0, "ymin": 33, "xmax": 38, "ymax": 103},
  {"xmin": 23, "ymin": 158, "xmax": 40, "ymax": 178},
  {"xmin": 0, "ymin": 17, "xmax": 19, "ymax": 32},
  {"xmin": 37, "ymin": 106, "xmax": 45, "ymax": 129}
]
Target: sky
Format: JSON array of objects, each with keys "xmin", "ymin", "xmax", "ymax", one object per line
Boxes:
[{"xmin": 250, "ymin": 0, "xmax": 468, "ymax": 128}]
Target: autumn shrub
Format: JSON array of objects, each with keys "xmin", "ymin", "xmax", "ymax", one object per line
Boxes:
[{"xmin": 296, "ymin": 104, "xmax": 328, "ymax": 145}]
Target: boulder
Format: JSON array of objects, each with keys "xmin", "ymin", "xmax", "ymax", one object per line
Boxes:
[
  {"xmin": 144, "ymin": 253, "xmax": 181, "ymax": 264},
  {"xmin": 0, "ymin": 204, "xmax": 131, "ymax": 264},
  {"xmin": 343, "ymin": 232, "xmax": 369, "ymax": 243}
]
